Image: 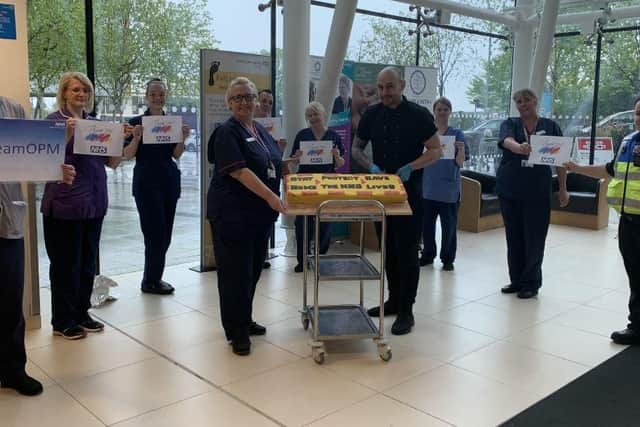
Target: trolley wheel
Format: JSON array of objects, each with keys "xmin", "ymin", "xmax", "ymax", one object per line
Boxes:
[
  {"xmin": 301, "ymin": 313, "xmax": 309, "ymax": 330},
  {"xmin": 378, "ymin": 345, "xmax": 392, "ymax": 362},
  {"xmin": 312, "ymin": 348, "xmax": 326, "ymax": 364}
]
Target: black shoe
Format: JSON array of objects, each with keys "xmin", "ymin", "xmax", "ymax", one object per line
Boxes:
[
  {"xmin": 231, "ymin": 338, "xmax": 251, "ymax": 356},
  {"xmin": 517, "ymin": 289, "xmax": 538, "ymax": 299},
  {"xmin": 611, "ymin": 328, "xmax": 640, "ymax": 345},
  {"xmin": 53, "ymin": 325, "xmax": 87, "ymax": 340},
  {"xmin": 80, "ymin": 317, "xmax": 104, "ymax": 333},
  {"xmin": 141, "ymin": 280, "xmax": 175, "ymax": 295},
  {"xmin": 501, "ymin": 284, "xmax": 521, "ymax": 294},
  {"xmin": 294, "ymin": 264, "xmax": 303, "ymax": 273},
  {"xmin": 263, "ymin": 261, "xmax": 271, "ymax": 269},
  {"xmin": 442, "ymin": 263, "xmax": 454, "ymax": 271},
  {"xmin": 419, "ymin": 258, "xmax": 433, "ymax": 267},
  {"xmin": 367, "ymin": 300, "xmax": 398, "ymax": 317},
  {"xmin": 249, "ymin": 321, "xmax": 266, "ymax": 336},
  {"xmin": 391, "ymin": 312, "xmax": 415, "ymax": 335},
  {"xmin": 0, "ymin": 372, "xmax": 43, "ymax": 396}
]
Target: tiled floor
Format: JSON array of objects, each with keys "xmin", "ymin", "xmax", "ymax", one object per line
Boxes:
[{"xmin": 6, "ymin": 222, "xmax": 633, "ymax": 426}]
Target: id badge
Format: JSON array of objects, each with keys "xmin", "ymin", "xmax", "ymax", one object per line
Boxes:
[
  {"xmin": 267, "ymin": 167, "xmax": 276, "ymax": 179},
  {"xmin": 521, "ymin": 160, "xmax": 534, "ymax": 168}
]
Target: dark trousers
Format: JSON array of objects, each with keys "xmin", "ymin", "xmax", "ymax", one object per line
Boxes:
[
  {"xmin": 619, "ymin": 216, "xmax": 640, "ymax": 330},
  {"xmin": 295, "ymin": 215, "xmax": 331, "ymax": 266},
  {"xmin": 43, "ymin": 216, "xmax": 103, "ymax": 331},
  {"xmin": 421, "ymin": 199, "xmax": 459, "ymax": 264},
  {"xmin": 375, "ymin": 206, "xmax": 422, "ymax": 313},
  {"xmin": 0, "ymin": 238, "xmax": 26, "ymax": 379},
  {"xmin": 135, "ymin": 191, "xmax": 178, "ymax": 285},
  {"xmin": 499, "ymin": 196, "xmax": 550, "ymax": 292},
  {"xmin": 210, "ymin": 219, "xmax": 270, "ymax": 341}
]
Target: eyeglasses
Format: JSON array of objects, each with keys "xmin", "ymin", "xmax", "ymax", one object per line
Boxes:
[{"xmin": 229, "ymin": 94, "xmax": 257, "ymax": 104}]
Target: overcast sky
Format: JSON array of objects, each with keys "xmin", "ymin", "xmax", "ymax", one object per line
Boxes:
[{"xmin": 209, "ymin": 1, "xmax": 484, "ymax": 111}]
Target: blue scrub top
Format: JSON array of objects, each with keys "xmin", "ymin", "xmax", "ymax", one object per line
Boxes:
[
  {"xmin": 207, "ymin": 116, "xmax": 283, "ymax": 224},
  {"xmin": 496, "ymin": 117, "xmax": 562, "ymax": 200},
  {"xmin": 127, "ymin": 110, "xmax": 180, "ymax": 198},
  {"xmin": 290, "ymin": 127, "xmax": 345, "ymax": 174},
  {"xmin": 422, "ymin": 127, "xmax": 469, "ymax": 203}
]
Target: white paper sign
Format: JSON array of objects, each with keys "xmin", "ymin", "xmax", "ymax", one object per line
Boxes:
[
  {"xmin": 255, "ymin": 117, "xmax": 283, "ymax": 140},
  {"xmin": 528, "ymin": 135, "xmax": 573, "ymax": 166},
  {"xmin": 142, "ymin": 115, "xmax": 183, "ymax": 144},
  {"xmin": 439, "ymin": 135, "xmax": 455, "ymax": 160},
  {"xmin": 73, "ymin": 119, "xmax": 124, "ymax": 157},
  {"xmin": 300, "ymin": 140, "xmax": 333, "ymax": 165}
]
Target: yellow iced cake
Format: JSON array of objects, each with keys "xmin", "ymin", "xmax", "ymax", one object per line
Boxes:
[{"xmin": 285, "ymin": 174, "xmax": 407, "ymax": 206}]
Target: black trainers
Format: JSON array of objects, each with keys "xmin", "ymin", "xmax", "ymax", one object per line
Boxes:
[
  {"xmin": 263, "ymin": 261, "xmax": 271, "ymax": 269},
  {"xmin": 367, "ymin": 300, "xmax": 398, "ymax": 317},
  {"xmin": 53, "ymin": 325, "xmax": 87, "ymax": 340},
  {"xmin": 141, "ymin": 280, "xmax": 175, "ymax": 295},
  {"xmin": 611, "ymin": 328, "xmax": 640, "ymax": 345},
  {"xmin": 391, "ymin": 312, "xmax": 415, "ymax": 335},
  {"xmin": 80, "ymin": 317, "xmax": 104, "ymax": 333},
  {"xmin": 249, "ymin": 321, "xmax": 267, "ymax": 336},
  {"xmin": 419, "ymin": 258, "xmax": 433, "ymax": 267},
  {"xmin": 0, "ymin": 372, "xmax": 43, "ymax": 396},
  {"xmin": 442, "ymin": 263, "xmax": 454, "ymax": 271},
  {"xmin": 501, "ymin": 284, "xmax": 521, "ymax": 294},
  {"xmin": 231, "ymin": 337, "xmax": 251, "ymax": 356},
  {"xmin": 294, "ymin": 264, "xmax": 303, "ymax": 273}
]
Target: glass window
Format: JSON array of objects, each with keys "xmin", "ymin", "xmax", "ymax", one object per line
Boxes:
[{"xmin": 90, "ymin": 0, "xmax": 217, "ymax": 276}]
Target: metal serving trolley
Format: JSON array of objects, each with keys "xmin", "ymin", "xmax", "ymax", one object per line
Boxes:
[{"xmin": 287, "ymin": 199, "xmax": 412, "ymax": 364}]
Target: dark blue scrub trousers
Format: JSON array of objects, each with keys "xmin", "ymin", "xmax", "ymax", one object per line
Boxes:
[
  {"xmin": 42, "ymin": 216, "xmax": 103, "ymax": 331},
  {"xmin": 0, "ymin": 238, "xmax": 27, "ymax": 380},
  {"xmin": 421, "ymin": 199, "xmax": 459, "ymax": 265},
  {"xmin": 619, "ymin": 214, "xmax": 640, "ymax": 331},
  {"xmin": 135, "ymin": 190, "xmax": 178, "ymax": 286},
  {"xmin": 210, "ymin": 219, "xmax": 270, "ymax": 341},
  {"xmin": 499, "ymin": 196, "xmax": 550, "ymax": 292},
  {"xmin": 295, "ymin": 215, "xmax": 331, "ymax": 266}
]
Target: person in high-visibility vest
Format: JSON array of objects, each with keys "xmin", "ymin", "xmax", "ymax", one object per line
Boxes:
[{"xmin": 564, "ymin": 96, "xmax": 640, "ymax": 345}]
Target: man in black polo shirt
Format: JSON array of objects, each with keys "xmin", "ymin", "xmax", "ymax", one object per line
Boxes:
[{"xmin": 353, "ymin": 67, "xmax": 441, "ymax": 335}]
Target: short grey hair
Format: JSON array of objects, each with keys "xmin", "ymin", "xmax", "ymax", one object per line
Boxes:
[
  {"xmin": 512, "ymin": 88, "xmax": 538, "ymax": 103},
  {"xmin": 225, "ymin": 76, "xmax": 258, "ymax": 108}
]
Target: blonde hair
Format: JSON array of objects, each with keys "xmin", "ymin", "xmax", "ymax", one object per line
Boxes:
[
  {"xmin": 512, "ymin": 88, "xmax": 538, "ymax": 103},
  {"xmin": 56, "ymin": 72, "xmax": 94, "ymax": 111},
  {"xmin": 305, "ymin": 101, "xmax": 328, "ymax": 123},
  {"xmin": 225, "ymin": 76, "xmax": 258, "ymax": 108}
]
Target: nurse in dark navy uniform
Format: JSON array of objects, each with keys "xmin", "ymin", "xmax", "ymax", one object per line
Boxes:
[
  {"xmin": 206, "ymin": 77, "xmax": 286, "ymax": 356},
  {"xmin": 497, "ymin": 88, "xmax": 569, "ymax": 299},
  {"xmin": 124, "ymin": 78, "xmax": 190, "ymax": 295}
]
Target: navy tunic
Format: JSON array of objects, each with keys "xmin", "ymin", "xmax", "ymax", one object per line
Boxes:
[
  {"xmin": 207, "ymin": 117, "xmax": 282, "ymax": 225},
  {"xmin": 496, "ymin": 117, "xmax": 563, "ymax": 200},
  {"xmin": 289, "ymin": 127, "xmax": 345, "ymax": 174},
  {"xmin": 127, "ymin": 110, "xmax": 181, "ymax": 199}
]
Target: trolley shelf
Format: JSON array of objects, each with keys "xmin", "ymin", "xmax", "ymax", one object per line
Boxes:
[
  {"xmin": 308, "ymin": 254, "xmax": 381, "ymax": 280},
  {"xmin": 306, "ymin": 305, "xmax": 378, "ymax": 340}
]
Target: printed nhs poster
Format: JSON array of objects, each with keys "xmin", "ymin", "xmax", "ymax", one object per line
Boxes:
[{"xmin": 0, "ymin": 119, "xmax": 66, "ymax": 182}]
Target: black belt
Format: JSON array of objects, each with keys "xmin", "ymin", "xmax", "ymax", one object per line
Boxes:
[{"xmin": 622, "ymin": 213, "xmax": 640, "ymax": 225}]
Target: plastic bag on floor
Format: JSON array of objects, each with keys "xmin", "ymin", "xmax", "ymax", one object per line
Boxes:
[{"xmin": 91, "ymin": 275, "xmax": 119, "ymax": 307}]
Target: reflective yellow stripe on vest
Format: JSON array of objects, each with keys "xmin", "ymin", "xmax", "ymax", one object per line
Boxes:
[{"xmin": 607, "ymin": 152, "xmax": 640, "ymax": 215}]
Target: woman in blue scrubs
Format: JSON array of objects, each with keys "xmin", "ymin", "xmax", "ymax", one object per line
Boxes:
[
  {"xmin": 124, "ymin": 78, "xmax": 189, "ymax": 295},
  {"xmin": 206, "ymin": 77, "xmax": 286, "ymax": 356}
]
